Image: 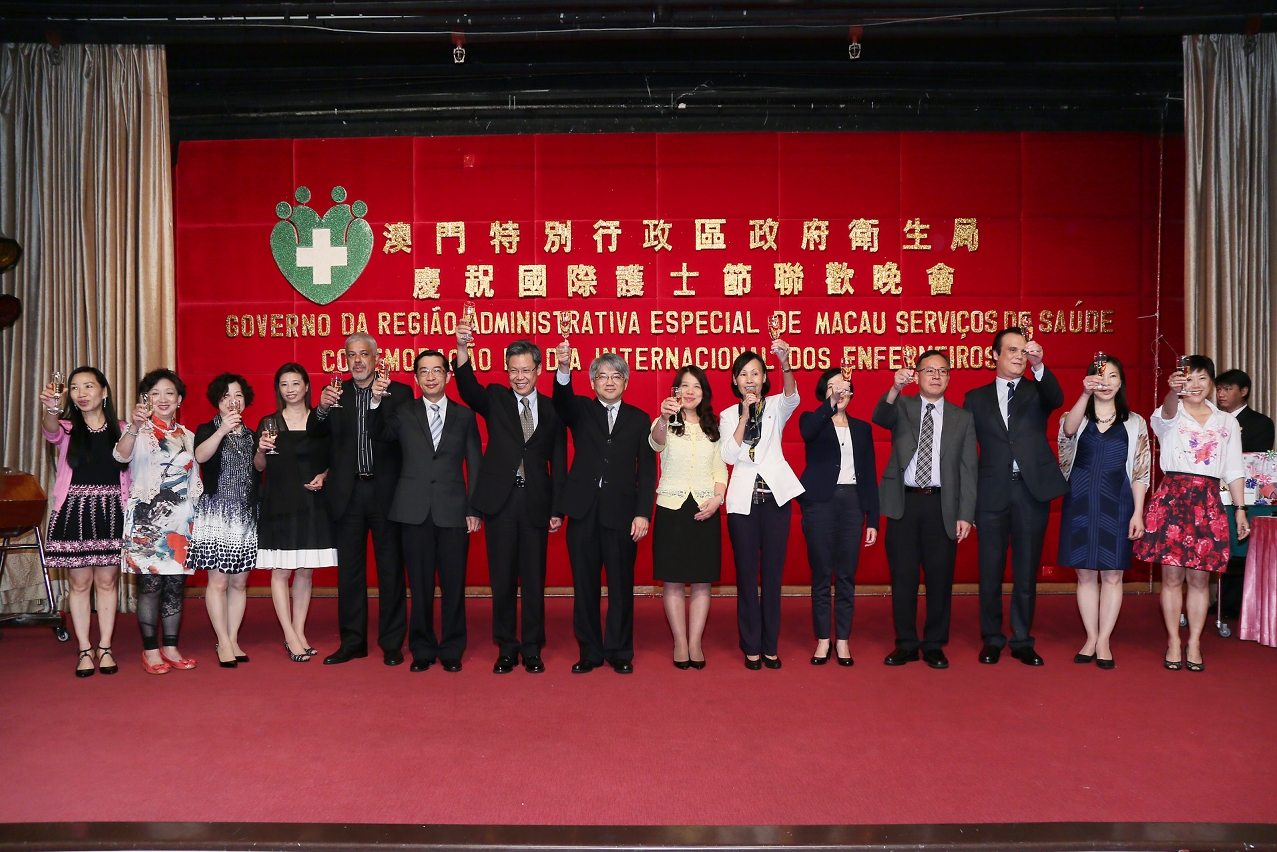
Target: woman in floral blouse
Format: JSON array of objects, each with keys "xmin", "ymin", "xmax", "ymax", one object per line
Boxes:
[{"xmin": 1133, "ymin": 355, "xmax": 1248, "ymax": 672}]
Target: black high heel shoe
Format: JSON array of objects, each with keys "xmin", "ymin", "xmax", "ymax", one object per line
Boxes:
[
  {"xmin": 286, "ymin": 642, "xmax": 311, "ymax": 663},
  {"xmin": 76, "ymin": 648, "xmax": 95, "ymax": 678},
  {"xmin": 811, "ymin": 645, "xmax": 832, "ymax": 665},
  {"xmin": 688, "ymin": 657, "xmax": 706, "ymax": 670},
  {"xmin": 673, "ymin": 657, "xmax": 692, "ymax": 670},
  {"xmin": 96, "ymin": 646, "xmax": 118, "ymax": 675},
  {"xmin": 215, "ymin": 644, "xmax": 237, "ymax": 669}
]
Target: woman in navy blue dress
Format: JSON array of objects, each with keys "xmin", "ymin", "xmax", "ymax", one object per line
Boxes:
[{"xmin": 1056, "ymin": 355, "xmax": 1151, "ymax": 669}]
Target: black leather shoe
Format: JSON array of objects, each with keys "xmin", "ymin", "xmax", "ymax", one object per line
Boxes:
[
  {"xmin": 884, "ymin": 647, "xmax": 920, "ymax": 666},
  {"xmin": 744, "ymin": 656, "xmax": 763, "ymax": 670},
  {"xmin": 323, "ymin": 647, "xmax": 368, "ymax": 665},
  {"xmin": 1011, "ymin": 647, "xmax": 1044, "ymax": 666},
  {"xmin": 493, "ymin": 654, "xmax": 517, "ymax": 674},
  {"xmin": 571, "ymin": 659, "xmax": 599, "ymax": 673},
  {"xmin": 673, "ymin": 658, "xmax": 692, "ymax": 670},
  {"xmin": 922, "ymin": 649, "xmax": 949, "ymax": 669},
  {"xmin": 235, "ymin": 654, "xmax": 250, "ymax": 663},
  {"xmin": 688, "ymin": 658, "xmax": 706, "ymax": 670},
  {"xmin": 978, "ymin": 644, "xmax": 1001, "ymax": 664},
  {"xmin": 811, "ymin": 646, "xmax": 832, "ymax": 665},
  {"xmin": 609, "ymin": 659, "xmax": 634, "ymax": 674},
  {"xmin": 441, "ymin": 659, "xmax": 462, "ymax": 672},
  {"xmin": 523, "ymin": 654, "xmax": 545, "ymax": 673},
  {"xmin": 836, "ymin": 654, "xmax": 854, "ymax": 667},
  {"xmin": 1096, "ymin": 656, "xmax": 1115, "ymax": 670},
  {"xmin": 1074, "ymin": 652, "xmax": 1096, "ymax": 664},
  {"xmin": 409, "ymin": 658, "xmax": 433, "ymax": 672},
  {"xmin": 384, "ymin": 649, "xmax": 404, "ymax": 666},
  {"xmin": 762, "ymin": 655, "xmax": 782, "ymax": 669}
]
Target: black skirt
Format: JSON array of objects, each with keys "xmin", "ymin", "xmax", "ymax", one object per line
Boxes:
[
  {"xmin": 46, "ymin": 485, "xmax": 124, "ymax": 569},
  {"xmin": 652, "ymin": 494, "xmax": 722, "ymax": 584}
]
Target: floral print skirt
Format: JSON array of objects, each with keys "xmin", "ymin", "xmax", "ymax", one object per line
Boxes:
[{"xmin": 1133, "ymin": 472, "xmax": 1230, "ymax": 573}]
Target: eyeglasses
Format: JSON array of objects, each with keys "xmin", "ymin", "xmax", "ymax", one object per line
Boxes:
[
  {"xmin": 594, "ymin": 373, "xmax": 625, "ymax": 382},
  {"xmin": 507, "ymin": 367, "xmax": 538, "ymax": 377},
  {"xmin": 919, "ymin": 368, "xmax": 950, "ymax": 377},
  {"xmin": 416, "ymin": 367, "xmax": 447, "ymax": 377}
]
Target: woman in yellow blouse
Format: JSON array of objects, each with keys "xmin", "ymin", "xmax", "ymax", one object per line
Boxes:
[{"xmin": 650, "ymin": 366, "xmax": 728, "ymax": 669}]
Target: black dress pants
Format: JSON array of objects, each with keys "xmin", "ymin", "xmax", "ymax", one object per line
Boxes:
[
  {"xmin": 334, "ymin": 478, "xmax": 406, "ymax": 654},
  {"xmin": 728, "ymin": 494, "xmax": 793, "ymax": 657},
  {"xmin": 886, "ymin": 489, "xmax": 957, "ymax": 652},
  {"xmin": 401, "ymin": 513, "xmax": 469, "ymax": 663},
  {"xmin": 800, "ymin": 485, "xmax": 864, "ymax": 641},
  {"xmin": 975, "ymin": 478, "xmax": 1050, "ymax": 651},
  {"xmin": 484, "ymin": 486, "xmax": 548, "ymax": 658},
  {"xmin": 566, "ymin": 502, "xmax": 637, "ymax": 663}
]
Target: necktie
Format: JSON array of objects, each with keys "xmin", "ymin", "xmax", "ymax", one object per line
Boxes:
[
  {"xmin": 917, "ymin": 402, "xmax": 935, "ymax": 487},
  {"xmin": 1007, "ymin": 380, "xmax": 1016, "ymax": 402},
  {"xmin": 607, "ymin": 404, "xmax": 616, "ymax": 434},
  {"xmin": 517, "ymin": 397, "xmax": 533, "ymax": 479},
  {"xmin": 429, "ymin": 403, "xmax": 442, "ymax": 449}
]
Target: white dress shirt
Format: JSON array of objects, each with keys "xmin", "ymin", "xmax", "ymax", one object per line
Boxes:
[
  {"xmin": 903, "ymin": 396, "xmax": 945, "ymax": 488},
  {"xmin": 834, "ymin": 424, "xmax": 857, "ymax": 485},
  {"xmin": 995, "ymin": 365, "xmax": 1043, "ymax": 472}
]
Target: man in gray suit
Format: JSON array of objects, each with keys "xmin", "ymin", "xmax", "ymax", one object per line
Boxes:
[
  {"xmin": 872, "ymin": 350, "xmax": 977, "ymax": 669},
  {"xmin": 369, "ymin": 350, "xmax": 482, "ymax": 672}
]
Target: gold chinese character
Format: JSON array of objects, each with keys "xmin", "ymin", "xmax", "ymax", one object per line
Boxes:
[
  {"xmin": 383, "ymin": 222, "xmax": 412, "ymax": 254},
  {"xmin": 464, "ymin": 265, "xmax": 494, "ymax": 299},
  {"xmin": 749, "ymin": 219, "xmax": 779, "ymax": 251},
  {"xmin": 951, "ymin": 218, "xmax": 979, "ymax": 251},
  {"xmin": 926, "ymin": 262, "xmax": 955, "ymax": 296},
  {"xmin": 615, "ymin": 264, "xmax": 645, "ymax": 298},
  {"xmin": 518, "ymin": 264, "xmax": 547, "ymax": 298},
  {"xmin": 567, "ymin": 264, "xmax": 597, "ymax": 298},
  {"xmin": 801, "ymin": 219, "xmax": 830, "ymax": 251},
  {"xmin": 412, "ymin": 268, "xmax": 441, "ymax": 299},
  {"xmin": 872, "ymin": 261, "xmax": 902, "ymax": 295},
  {"xmin": 544, "ymin": 221, "xmax": 572, "ymax": 253},
  {"xmin": 489, "ymin": 221, "xmax": 520, "ymax": 254},
  {"xmin": 903, "ymin": 218, "xmax": 931, "ymax": 250},
  {"xmin": 722, "ymin": 263, "xmax": 752, "ymax": 297},
  {"xmin": 774, "ymin": 263, "xmax": 804, "ymax": 296},
  {"xmin": 436, "ymin": 222, "xmax": 465, "ymax": 254},
  {"xmin": 592, "ymin": 220, "xmax": 621, "ymax": 253},
  {"xmin": 695, "ymin": 219, "xmax": 726, "ymax": 250},
  {"xmin": 848, "ymin": 218, "xmax": 879, "ymax": 252},
  {"xmin": 825, "ymin": 262, "xmax": 855, "ymax": 295},
  {"xmin": 670, "ymin": 263, "xmax": 698, "ymax": 296},
  {"xmin": 642, "ymin": 219, "xmax": 673, "ymax": 252}
]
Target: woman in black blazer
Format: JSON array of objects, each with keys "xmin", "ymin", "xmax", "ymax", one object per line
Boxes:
[{"xmin": 798, "ymin": 368, "xmax": 880, "ymax": 666}]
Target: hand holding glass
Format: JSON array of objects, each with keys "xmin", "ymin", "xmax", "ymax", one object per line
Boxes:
[
  {"xmin": 669, "ymin": 387, "xmax": 683, "ymax": 427},
  {"xmin": 261, "ymin": 417, "xmax": 280, "ymax": 454}
]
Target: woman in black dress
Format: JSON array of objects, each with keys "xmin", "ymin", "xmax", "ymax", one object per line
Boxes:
[
  {"xmin": 255, "ymin": 363, "xmax": 335, "ymax": 661},
  {"xmin": 650, "ymin": 366, "xmax": 727, "ymax": 669},
  {"xmin": 39, "ymin": 367, "xmax": 129, "ymax": 677}
]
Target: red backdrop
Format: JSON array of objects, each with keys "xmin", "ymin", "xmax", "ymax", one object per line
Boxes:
[{"xmin": 174, "ymin": 131, "xmax": 1184, "ymax": 589}]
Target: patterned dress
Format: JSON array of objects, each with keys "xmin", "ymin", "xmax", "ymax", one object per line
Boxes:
[
  {"xmin": 188, "ymin": 422, "xmax": 259, "ymax": 574},
  {"xmin": 45, "ymin": 426, "xmax": 126, "ymax": 569},
  {"xmin": 1057, "ymin": 422, "xmax": 1134, "ymax": 571},
  {"xmin": 118, "ymin": 420, "xmax": 202, "ymax": 575}
]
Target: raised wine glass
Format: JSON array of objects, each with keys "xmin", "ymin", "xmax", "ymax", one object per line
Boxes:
[
  {"xmin": 461, "ymin": 301, "xmax": 478, "ymax": 344},
  {"xmin": 1177, "ymin": 355, "xmax": 1192, "ymax": 398},
  {"xmin": 840, "ymin": 355, "xmax": 854, "ymax": 397},
  {"xmin": 1091, "ymin": 351, "xmax": 1108, "ymax": 392},
  {"xmin": 47, "ymin": 370, "xmax": 65, "ymax": 415},
  {"xmin": 669, "ymin": 386, "xmax": 683, "ymax": 428},
  {"xmin": 327, "ymin": 367, "xmax": 344, "ymax": 408},
  {"xmin": 139, "ymin": 391, "xmax": 154, "ymax": 432},
  {"xmin": 375, "ymin": 354, "xmax": 392, "ymax": 395},
  {"xmin": 261, "ymin": 416, "xmax": 280, "ymax": 454}
]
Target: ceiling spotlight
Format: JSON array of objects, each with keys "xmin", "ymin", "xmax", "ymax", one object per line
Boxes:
[
  {"xmin": 452, "ymin": 32, "xmax": 466, "ymax": 64},
  {"xmin": 848, "ymin": 42, "xmax": 861, "ymax": 60}
]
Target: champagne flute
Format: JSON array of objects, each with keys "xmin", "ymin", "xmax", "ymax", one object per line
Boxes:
[
  {"xmin": 375, "ymin": 354, "xmax": 392, "ymax": 396},
  {"xmin": 902, "ymin": 345, "xmax": 918, "ymax": 377},
  {"xmin": 840, "ymin": 355, "xmax": 854, "ymax": 398},
  {"xmin": 669, "ymin": 386, "xmax": 683, "ymax": 428},
  {"xmin": 139, "ymin": 391, "xmax": 154, "ymax": 432},
  {"xmin": 227, "ymin": 397, "xmax": 243, "ymax": 433},
  {"xmin": 558, "ymin": 310, "xmax": 572, "ymax": 348},
  {"xmin": 1091, "ymin": 351, "xmax": 1107, "ymax": 392},
  {"xmin": 46, "ymin": 370, "xmax": 65, "ymax": 415},
  {"xmin": 327, "ymin": 367, "xmax": 344, "ymax": 408},
  {"xmin": 461, "ymin": 300, "xmax": 478, "ymax": 344},
  {"xmin": 1176, "ymin": 355, "xmax": 1191, "ymax": 398},
  {"xmin": 261, "ymin": 416, "xmax": 280, "ymax": 455}
]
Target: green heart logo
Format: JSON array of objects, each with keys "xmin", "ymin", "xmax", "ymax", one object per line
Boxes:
[{"xmin": 270, "ymin": 186, "xmax": 373, "ymax": 305}]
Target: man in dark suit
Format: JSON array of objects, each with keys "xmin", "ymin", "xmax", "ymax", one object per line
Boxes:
[
  {"xmin": 453, "ymin": 322, "xmax": 566, "ymax": 674},
  {"xmin": 1215, "ymin": 369, "xmax": 1274, "ymax": 620},
  {"xmin": 552, "ymin": 346, "xmax": 657, "ymax": 674},
  {"xmin": 367, "ymin": 350, "xmax": 482, "ymax": 672},
  {"xmin": 963, "ymin": 328, "xmax": 1068, "ymax": 666},
  {"xmin": 308, "ymin": 332, "xmax": 414, "ymax": 666},
  {"xmin": 873, "ymin": 350, "xmax": 978, "ymax": 669}
]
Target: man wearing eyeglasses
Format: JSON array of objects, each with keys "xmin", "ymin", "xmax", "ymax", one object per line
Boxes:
[
  {"xmin": 552, "ymin": 347, "xmax": 657, "ymax": 674},
  {"xmin": 367, "ymin": 350, "xmax": 482, "ymax": 673},
  {"xmin": 873, "ymin": 351, "xmax": 977, "ymax": 669},
  {"xmin": 454, "ymin": 322, "xmax": 567, "ymax": 674}
]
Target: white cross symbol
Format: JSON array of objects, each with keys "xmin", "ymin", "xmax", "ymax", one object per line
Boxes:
[{"xmin": 296, "ymin": 228, "xmax": 347, "ymax": 286}]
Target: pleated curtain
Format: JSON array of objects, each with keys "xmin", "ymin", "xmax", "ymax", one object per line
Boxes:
[
  {"xmin": 1184, "ymin": 34, "xmax": 1277, "ymax": 411},
  {"xmin": 0, "ymin": 43, "xmax": 175, "ymax": 612}
]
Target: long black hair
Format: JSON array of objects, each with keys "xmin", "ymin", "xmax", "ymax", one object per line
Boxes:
[
  {"xmin": 1085, "ymin": 355, "xmax": 1130, "ymax": 424},
  {"xmin": 273, "ymin": 362, "xmax": 312, "ymax": 414},
  {"xmin": 62, "ymin": 366, "xmax": 126, "ymax": 470},
  {"xmin": 669, "ymin": 365, "xmax": 719, "ymax": 441}
]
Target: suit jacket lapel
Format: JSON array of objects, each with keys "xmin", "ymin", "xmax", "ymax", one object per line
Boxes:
[
  {"xmin": 593, "ymin": 397, "xmax": 611, "ymax": 434},
  {"xmin": 939, "ymin": 400, "xmax": 960, "ymax": 461},
  {"xmin": 410, "ymin": 397, "xmax": 436, "ymax": 452}
]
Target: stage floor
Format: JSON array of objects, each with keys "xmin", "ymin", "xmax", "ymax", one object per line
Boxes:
[{"xmin": 2, "ymin": 593, "xmax": 1276, "ymax": 826}]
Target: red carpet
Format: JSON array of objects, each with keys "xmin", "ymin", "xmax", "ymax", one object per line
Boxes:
[{"xmin": 2, "ymin": 592, "xmax": 1276, "ymax": 826}]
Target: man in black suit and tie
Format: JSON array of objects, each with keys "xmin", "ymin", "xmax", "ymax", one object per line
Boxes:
[
  {"xmin": 1215, "ymin": 369, "xmax": 1274, "ymax": 621},
  {"xmin": 552, "ymin": 346, "xmax": 657, "ymax": 674},
  {"xmin": 308, "ymin": 332, "xmax": 414, "ymax": 666},
  {"xmin": 963, "ymin": 328, "xmax": 1068, "ymax": 666},
  {"xmin": 453, "ymin": 321, "xmax": 566, "ymax": 674},
  {"xmin": 367, "ymin": 350, "xmax": 482, "ymax": 672},
  {"xmin": 873, "ymin": 350, "xmax": 978, "ymax": 669}
]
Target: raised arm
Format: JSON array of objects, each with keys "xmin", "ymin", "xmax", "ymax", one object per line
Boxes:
[{"xmin": 452, "ymin": 359, "xmax": 491, "ymax": 417}]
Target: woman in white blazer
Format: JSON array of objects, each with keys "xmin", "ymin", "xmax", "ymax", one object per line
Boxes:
[{"xmin": 720, "ymin": 340, "xmax": 803, "ymax": 669}]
